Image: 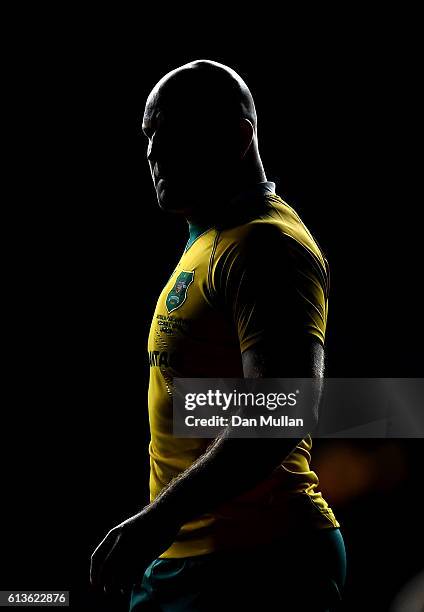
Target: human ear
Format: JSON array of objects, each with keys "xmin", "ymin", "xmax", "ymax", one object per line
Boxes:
[{"xmin": 239, "ymin": 118, "xmax": 254, "ymax": 159}]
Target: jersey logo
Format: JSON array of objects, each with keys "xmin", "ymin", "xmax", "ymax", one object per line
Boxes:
[{"xmin": 166, "ymin": 270, "xmax": 194, "ymax": 313}]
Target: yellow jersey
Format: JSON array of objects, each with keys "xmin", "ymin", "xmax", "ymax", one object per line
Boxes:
[{"xmin": 147, "ymin": 191, "xmax": 339, "ymax": 558}]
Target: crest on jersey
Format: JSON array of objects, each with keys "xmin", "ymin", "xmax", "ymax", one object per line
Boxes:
[{"xmin": 166, "ymin": 270, "xmax": 195, "ymax": 313}]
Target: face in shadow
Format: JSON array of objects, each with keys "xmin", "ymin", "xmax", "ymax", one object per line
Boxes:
[{"xmin": 142, "ymin": 62, "xmax": 256, "ymax": 216}]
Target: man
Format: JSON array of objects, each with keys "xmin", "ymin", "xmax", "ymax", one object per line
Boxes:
[{"xmin": 91, "ymin": 60, "xmax": 346, "ymax": 611}]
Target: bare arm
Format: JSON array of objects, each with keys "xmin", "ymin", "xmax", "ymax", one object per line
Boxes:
[
  {"xmin": 90, "ymin": 226, "xmax": 328, "ymax": 591},
  {"xmin": 148, "ymin": 337, "xmax": 324, "ymax": 527},
  {"xmin": 91, "ymin": 337, "xmax": 325, "ymax": 591}
]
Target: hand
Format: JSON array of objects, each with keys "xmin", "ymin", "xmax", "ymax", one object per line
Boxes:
[{"xmin": 90, "ymin": 504, "xmax": 180, "ymax": 595}]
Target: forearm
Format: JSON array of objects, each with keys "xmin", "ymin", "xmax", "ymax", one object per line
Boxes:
[
  {"xmin": 148, "ymin": 433, "xmax": 302, "ymax": 528},
  {"xmin": 145, "ymin": 341, "xmax": 323, "ymax": 530}
]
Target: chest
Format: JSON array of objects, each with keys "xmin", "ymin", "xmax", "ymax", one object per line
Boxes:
[{"xmin": 147, "ymin": 237, "xmax": 240, "ymax": 376}]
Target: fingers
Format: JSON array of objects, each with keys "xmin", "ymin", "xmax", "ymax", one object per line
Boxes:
[
  {"xmin": 90, "ymin": 516, "xmax": 162, "ymax": 595},
  {"xmin": 102, "ymin": 578, "xmax": 130, "ymax": 598},
  {"xmin": 90, "ymin": 528, "xmax": 121, "ymax": 588},
  {"xmin": 97, "ymin": 533, "xmax": 126, "ymax": 587},
  {"xmin": 90, "ymin": 528, "xmax": 148, "ymax": 594},
  {"xmin": 97, "ymin": 552, "xmax": 149, "ymax": 595}
]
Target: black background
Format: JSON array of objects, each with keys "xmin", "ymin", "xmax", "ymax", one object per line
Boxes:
[{"xmin": 2, "ymin": 19, "xmax": 423, "ymax": 612}]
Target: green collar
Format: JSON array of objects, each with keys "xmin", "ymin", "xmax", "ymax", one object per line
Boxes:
[
  {"xmin": 184, "ymin": 222, "xmax": 212, "ymax": 252},
  {"xmin": 183, "ymin": 181, "xmax": 276, "ymax": 252}
]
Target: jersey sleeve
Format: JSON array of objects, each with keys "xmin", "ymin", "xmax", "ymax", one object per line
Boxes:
[{"xmin": 211, "ymin": 224, "xmax": 330, "ymax": 354}]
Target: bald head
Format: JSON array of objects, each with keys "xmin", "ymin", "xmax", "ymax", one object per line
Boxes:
[
  {"xmin": 142, "ymin": 60, "xmax": 265, "ymax": 216},
  {"xmin": 145, "ymin": 60, "xmax": 257, "ymax": 133}
]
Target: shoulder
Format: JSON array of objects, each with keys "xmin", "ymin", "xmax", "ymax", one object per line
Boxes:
[
  {"xmin": 214, "ymin": 194, "xmax": 324, "ymax": 254},
  {"xmin": 209, "ymin": 197, "xmax": 330, "ymax": 297},
  {"xmin": 213, "ymin": 199, "xmax": 327, "ymax": 271},
  {"xmin": 214, "ymin": 215, "xmax": 286, "ymax": 262}
]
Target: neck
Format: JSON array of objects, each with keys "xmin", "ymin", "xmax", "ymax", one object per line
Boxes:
[{"xmin": 185, "ymin": 153, "xmax": 267, "ymax": 227}]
